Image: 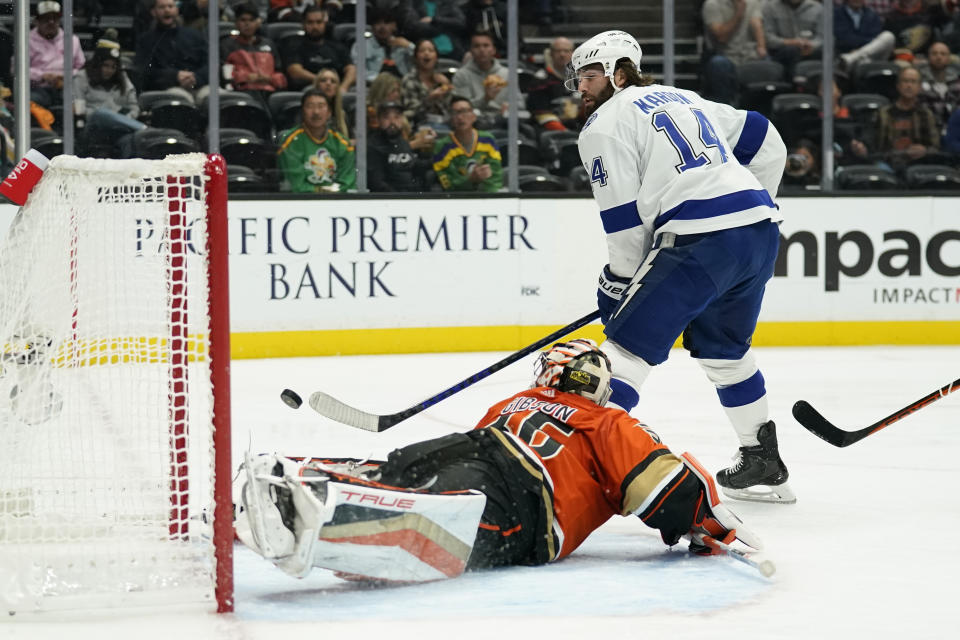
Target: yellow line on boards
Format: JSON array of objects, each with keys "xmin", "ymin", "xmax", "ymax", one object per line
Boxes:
[{"xmin": 230, "ymin": 321, "xmax": 960, "ymax": 359}]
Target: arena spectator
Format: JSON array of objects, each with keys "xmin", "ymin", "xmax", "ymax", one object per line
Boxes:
[
  {"xmin": 701, "ymin": 0, "xmax": 767, "ymax": 106},
  {"xmin": 366, "ymin": 71, "xmax": 404, "ymax": 130},
  {"xmin": 398, "ymin": 0, "xmax": 467, "ymax": 61},
  {"xmin": 0, "ymin": 26, "xmax": 11, "ymax": 89},
  {"xmin": 819, "ymin": 78, "xmax": 871, "ymax": 165},
  {"xmin": 782, "ymin": 137, "xmax": 821, "ymax": 188},
  {"xmin": 432, "ymin": 95, "xmax": 502, "ymax": 192},
  {"xmin": 180, "ymin": 0, "xmax": 226, "ymax": 32},
  {"xmin": 269, "ymin": 0, "xmax": 341, "ymax": 23},
  {"xmin": 351, "ymin": 8, "xmax": 415, "ymax": 83},
  {"xmin": 762, "ymin": 0, "xmax": 823, "ymax": 75},
  {"xmin": 453, "ymin": 30, "xmax": 522, "ymax": 126},
  {"xmin": 366, "ymin": 101, "xmax": 426, "ymax": 192},
  {"xmin": 277, "ymin": 88, "xmax": 356, "ymax": 193},
  {"xmin": 134, "ymin": 0, "xmax": 209, "ymax": 99},
  {"xmin": 311, "ymin": 67, "xmax": 350, "ymax": 137},
  {"xmin": 872, "ymin": 65, "xmax": 941, "ymax": 168},
  {"xmin": 221, "ymin": 2, "xmax": 287, "ymax": 100},
  {"xmin": 943, "ymin": 106, "xmax": 960, "ymax": 152},
  {"xmin": 917, "ymin": 40, "xmax": 960, "ymax": 132},
  {"xmin": 282, "ymin": 6, "xmax": 356, "ymax": 91},
  {"xmin": 464, "ymin": 0, "xmax": 508, "ymax": 55},
  {"xmin": 74, "ymin": 45, "xmax": 145, "ymax": 158},
  {"xmin": 526, "ymin": 36, "xmax": 576, "ymax": 131},
  {"xmin": 884, "ymin": 0, "xmax": 951, "ymax": 53},
  {"xmin": 401, "ymin": 38, "xmax": 454, "ymax": 130},
  {"xmin": 28, "ymin": 1, "xmax": 86, "ymax": 108},
  {"xmin": 865, "ymin": 0, "xmax": 895, "ymax": 19},
  {"xmin": 835, "ymin": 0, "xmax": 896, "ymax": 72}
]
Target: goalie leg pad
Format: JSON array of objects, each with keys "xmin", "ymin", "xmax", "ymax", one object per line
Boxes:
[
  {"xmin": 238, "ymin": 454, "xmax": 487, "ymax": 582},
  {"xmin": 309, "ymin": 472, "xmax": 487, "ymax": 582}
]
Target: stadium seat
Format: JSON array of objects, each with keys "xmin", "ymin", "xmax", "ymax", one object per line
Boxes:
[
  {"xmin": 227, "ymin": 164, "xmax": 269, "ymax": 193},
  {"xmin": 568, "ymin": 165, "xmax": 590, "ymax": 192},
  {"xmin": 510, "ymin": 164, "xmax": 551, "ymax": 177},
  {"xmin": 333, "ymin": 23, "xmax": 367, "ymax": 45},
  {"xmin": 219, "ymin": 92, "xmax": 272, "ymax": 141},
  {"xmin": 853, "ymin": 62, "xmax": 900, "ymax": 99},
  {"xmin": 496, "ymin": 137, "xmax": 540, "ymax": 167},
  {"xmin": 30, "ymin": 129, "xmax": 63, "ymax": 158},
  {"xmin": 771, "ymin": 93, "xmax": 821, "ymax": 146},
  {"xmin": 139, "ymin": 89, "xmax": 186, "ymax": 113},
  {"xmin": 132, "ymin": 127, "xmax": 199, "ymax": 159},
  {"xmin": 840, "ymin": 93, "xmax": 890, "ymax": 125},
  {"xmin": 341, "ymin": 91, "xmax": 357, "ymax": 121},
  {"xmin": 220, "ymin": 131, "xmax": 278, "ymax": 175},
  {"xmin": 737, "ymin": 60, "xmax": 790, "ymax": 116},
  {"xmin": 904, "ymin": 164, "xmax": 960, "ymax": 190},
  {"xmin": 264, "ymin": 23, "xmax": 304, "ymax": 43},
  {"xmin": 539, "ymin": 129, "xmax": 580, "ymax": 164},
  {"xmin": 219, "ymin": 21, "xmax": 238, "ymax": 39},
  {"xmin": 556, "ymin": 140, "xmax": 583, "ymax": 176},
  {"xmin": 436, "ymin": 58, "xmax": 460, "ymax": 80},
  {"xmin": 148, "ymin": 96, "xmax": 201, "ymax": 139},
  {"xmin": 268, "ymin": 91, "xmax": 304, "ymax": 131},
  {"xmin": 834, "ymin": 164, "xmax": 899, "ymax": 190},
  {"xmin": 792, "ymin": 59, "xmax": 824, "ymax": 87},
  {"xmin": 518, "ymin": 173, "xmax": 568, "ymax": 193}
]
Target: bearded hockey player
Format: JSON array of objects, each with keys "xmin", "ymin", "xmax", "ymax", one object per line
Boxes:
[
  {"xmin": 237, "ymin": 339, "xmax": 766, "ymax": 582},
  {"xmin": 567, "ymin": 30, "xmax": 794, "ymax": 503}
]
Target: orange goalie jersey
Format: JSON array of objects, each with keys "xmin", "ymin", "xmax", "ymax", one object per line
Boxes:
[{"xmin": 472, "ymin": 386, "xmax": 688, "ymax": 560}]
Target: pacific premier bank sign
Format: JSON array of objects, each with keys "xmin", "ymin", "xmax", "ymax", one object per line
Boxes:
[{"xmin": 227, "ymin": 198, "xmax": 604, "ymax": 334}]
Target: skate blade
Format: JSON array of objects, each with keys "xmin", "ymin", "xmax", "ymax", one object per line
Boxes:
[{"xmin": 721, "ymin": 482, "xmax": 796, "ymax": 504}]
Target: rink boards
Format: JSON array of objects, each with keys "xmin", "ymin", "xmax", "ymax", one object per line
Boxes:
[{"xmin": 2, "ymin": 196, "xmax": 958, "ymax": 357}]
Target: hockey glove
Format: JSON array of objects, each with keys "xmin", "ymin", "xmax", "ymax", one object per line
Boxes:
[
  {"xmin": 597, "ymin": 264, "xmax": 630, "ymax": 324},
  {"xmin": 680, "ymin": 452, "xmax": 764, "ymax": 555}
]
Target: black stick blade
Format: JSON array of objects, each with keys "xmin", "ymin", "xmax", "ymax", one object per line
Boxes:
[{"xmin": 792, "ymin": 400, "xmax": 862, "ymax": 448}]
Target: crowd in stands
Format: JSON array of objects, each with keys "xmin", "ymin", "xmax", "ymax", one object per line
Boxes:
[
  {"xmin": 701, "ymin": 0, "xmax": 960, "ymax": 190},
  {"xmin": 1, "ymin": 0, "xmax": 959, "ymax": 193}
]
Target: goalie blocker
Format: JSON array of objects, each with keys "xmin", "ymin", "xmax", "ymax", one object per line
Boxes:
[{"xmin": 238, "ymin": 340, "xmax": 765, "ymax": 581}]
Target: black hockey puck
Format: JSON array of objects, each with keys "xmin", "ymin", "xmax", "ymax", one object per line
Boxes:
[{"xmin": 280, "ymin": 388, "xmax": 303, "ymax": 409}]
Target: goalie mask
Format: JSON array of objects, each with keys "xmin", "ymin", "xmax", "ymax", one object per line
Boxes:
[
  {"xmin": 534, "ymin": 339, "xmax": 613, "ymax": 407},
  {"xmin": 565, "ymin": 30, "xmax": 642, "ymax": 92}
]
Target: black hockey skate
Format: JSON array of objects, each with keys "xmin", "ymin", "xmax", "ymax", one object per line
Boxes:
[{"xmin": 717, "ymin": 421, "xmax": 796, "ymax": 504}]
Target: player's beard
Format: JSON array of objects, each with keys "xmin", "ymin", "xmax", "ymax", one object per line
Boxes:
[{"xmin": 583, "ymin": 83, "xmax": 615, "ymax": 116}]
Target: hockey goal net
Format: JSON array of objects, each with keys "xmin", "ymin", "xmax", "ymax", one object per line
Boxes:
[{"xmin": 0, "ymin": 154, "xmax": 232, "ymax": 613}]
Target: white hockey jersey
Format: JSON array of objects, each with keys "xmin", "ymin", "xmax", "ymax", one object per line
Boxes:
[{"xmin": 577, "ymin": 83, "xmax": 786, "ymax": 278}]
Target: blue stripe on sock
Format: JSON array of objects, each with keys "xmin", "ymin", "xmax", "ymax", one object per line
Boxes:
[
  {"xmin": 716, "ymin": 370, "xmax": 766, "ymax": 407},
  {"xmin": 609, "ymin": 378, "xmax": 640, "ymax": 412}
]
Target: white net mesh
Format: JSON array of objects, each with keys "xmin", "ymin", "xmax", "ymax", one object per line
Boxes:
[{"xmin": 0, "ymin": 154, "xmax": 221, "ymax": 613}]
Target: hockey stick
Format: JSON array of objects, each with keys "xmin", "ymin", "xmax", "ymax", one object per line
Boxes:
[
  {"xmin": 299, "ymin": 310, "xmax": 601, "ymax": 432},
  {"xmin": 792, "ymin": 377, "xmax": 960, "ymax": 448},
  {"xmin": 687, "ymin": 533, "xmax": 776, "ymax": 577}
]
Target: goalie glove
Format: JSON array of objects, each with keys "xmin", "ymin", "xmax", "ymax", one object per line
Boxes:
[
  {"xmin": 237, "ymin": 453, "xmax": 333, "ymax": 578},
  {"xmin": 597, "ymin": 264, "xmax": 630, "ymax": 324},
  {"xmin": 680, "ymin": 452, "xmax": 764, "ymax": 555}
]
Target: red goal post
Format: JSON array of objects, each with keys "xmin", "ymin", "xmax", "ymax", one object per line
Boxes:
[{"xmin": 0, "ymin": 154, "xmax": 232, "ymax": 614}]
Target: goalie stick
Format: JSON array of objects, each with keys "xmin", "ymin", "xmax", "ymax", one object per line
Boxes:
[
  {"xmin": 687, "ymin": 533, "xmax": 776, "ymax": 578},
  {"xmin": 792, "ymin": 376, "xmax": 960, "ymax": 448},
  {"xmin": 300, "ymin": 310, "xmax": 601, "ymax": 432}
]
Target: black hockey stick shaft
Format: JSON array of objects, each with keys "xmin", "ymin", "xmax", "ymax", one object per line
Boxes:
[
  {"xmin": 792, "ymin": 377, "xmax": 960, "ymax": 447},
  {"xmin": 306, "ymin": 310, "xmax": 601, "ymax": 432}
]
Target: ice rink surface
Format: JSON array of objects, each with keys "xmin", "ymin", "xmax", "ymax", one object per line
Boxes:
[{"xmin": 8, "ymin": 345, "xmax": 959, "ymax": 639}]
